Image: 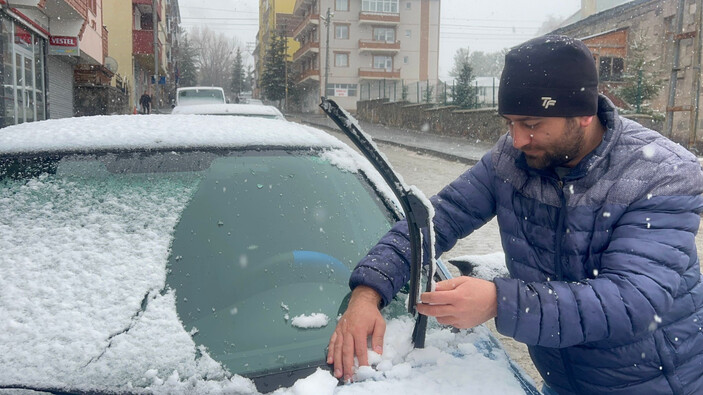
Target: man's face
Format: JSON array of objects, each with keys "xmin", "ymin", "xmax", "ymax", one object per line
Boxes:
[{"xmin": 503, "ymin": 115, "xmax": 584, "ymax": 169}]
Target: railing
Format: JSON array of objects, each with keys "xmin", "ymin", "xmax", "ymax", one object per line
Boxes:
[
  {"xmin": 358, "ymin": 11, "xmax": 400, "ymax": 24},
  {"xmin": 293, "ymin": 41, "xmax": 319, "ymax": 62},
  {"xmin": 358, "ymin": 39, "xmax": 400, "ymax": 52},
  {"xmin": 102, "ymin": 25, "xmax": 109, "ymax": 63},
  {"xmin": 297, "ymin": 68, "xmax": 320, "ymax": 83},
  {"xmin": 293, "ymin": 13, "xmax": 319, "ymax": 39},
  {"xmin": 359, "ymin": 67, "xmax": 401, "ymax": 79}
]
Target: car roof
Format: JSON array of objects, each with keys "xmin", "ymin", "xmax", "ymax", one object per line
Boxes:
[
  {"xmin": 176, "ymin": 86, "xmax": 224, "ymax": 92},
  {"xmin": 0, "ymin": 114, "xmax": 343, "ymax": 155},
  {"xmin": 171, "ymin": 103, "xmax": 284, "ymax": 118}
]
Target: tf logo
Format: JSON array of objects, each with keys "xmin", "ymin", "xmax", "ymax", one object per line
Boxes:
[{"xmin": 541, "ymin": 97, "xmax": 557, "ymax": 109}]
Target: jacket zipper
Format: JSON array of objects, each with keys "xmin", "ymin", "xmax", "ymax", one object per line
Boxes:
[{"xmin": 552, "ymin": 177, "xmax": 581, "ymax": 393}]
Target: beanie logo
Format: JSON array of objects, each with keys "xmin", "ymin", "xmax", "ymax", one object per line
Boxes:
[{"xmin": 541, "ymin": 97, "xmax": 557, "ymax": 109}]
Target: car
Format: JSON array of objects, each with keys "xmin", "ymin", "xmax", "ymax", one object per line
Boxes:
[
  {"xmin": 176, "ymin": 86, "xmax": 227, "ymax": 106},
  {"xmin": 245, "ymin": 99, "xmax": 264, "ymax": 105},
  {"xmin": 0, "ymin": 114, "xmax": 539, "ymax": 394},
  {"xmin": 171, "ymin": 103, "xmax": 286, "ymax": 120}
]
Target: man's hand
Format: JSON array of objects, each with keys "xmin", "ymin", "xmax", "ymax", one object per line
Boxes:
[
  {"xmin": 327, "ymin": 285, "xmax": 385, "ymax": 381},
  {"xmin": 416, "ymin": 276, "xmax": 498, "ymax": 328}
]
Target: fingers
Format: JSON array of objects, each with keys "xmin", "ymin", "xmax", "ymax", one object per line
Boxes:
[
  {"xmin": 371, "ymin": 318, "xmax": 386, "ymax": 355},
  {"xmin": 342, "ymin": 330, "xmax": 356, "ymax": 381},
  {"xmin": 332, "ymin": 329, "xmax": 344, "ymax": 379},
  {"xmin": 327, "ymin": 332, "xmax": 337, "ymax": 364}
]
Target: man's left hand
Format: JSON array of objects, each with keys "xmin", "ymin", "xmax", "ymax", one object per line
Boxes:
[{"xmin": 416, "ymin": 276, "xmax": 498, "ymax": 328}]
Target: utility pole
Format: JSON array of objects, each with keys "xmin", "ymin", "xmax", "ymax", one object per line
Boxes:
[
  {"xmin": 152, "ymin": 0, "xmax": 159, "ymax": 112},
  {"xmin": 321, "ymin": 7, "xmax": 333, "ymax": 97}
]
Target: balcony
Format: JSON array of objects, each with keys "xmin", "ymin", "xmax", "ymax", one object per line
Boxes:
[
  {"xmin": 133, "ymin": 29, "xmax": 156, "ymax": 55},
  {"xmin": 293, "ymin": 41, "xmax": 319, "ymax": 62},
  {"xmin": 358, "ymin": 39, "xmax": 400, "ymax": 53},
  {"xmin": 133, "ymin": 0, "xmax": 162, "ymax": 21},
  {"xmin": 293, "ymin": 13, "xmax": 319, "ymax": 40},
  {"xmin": 358, "ymin": 12, "xmax": 400, "ymax": 25},
  {"xmin": 359, "ymin": 67, "xmax": 401, "ymax": 80},
  {"xmin": 297, "ymin": 68, "xmax": 320, "ymax": 84},
  {"xmin": 293, "ymin": 0, "xmax": 316, "ymax": 17}
]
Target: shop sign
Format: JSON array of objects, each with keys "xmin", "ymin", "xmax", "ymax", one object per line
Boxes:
[
  {"xmin": 49, "ymin": 36, "xmax": 79, "ymax": 56},
  {"xmin": 335, "ymin": 88, "xmax": 348, "ymax": 97}
]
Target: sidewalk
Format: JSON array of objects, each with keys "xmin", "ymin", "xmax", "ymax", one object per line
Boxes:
[{"xmin": 288, "ymin": 113, "xmax": 494, "ymax": 165}]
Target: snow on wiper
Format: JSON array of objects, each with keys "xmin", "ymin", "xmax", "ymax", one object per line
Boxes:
[{"xmin": 319, "ymin": 97, "xmax": 436, "ymax": 348}]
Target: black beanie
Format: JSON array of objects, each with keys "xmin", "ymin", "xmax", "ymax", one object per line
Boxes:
[{"xmin": 498, "ymin": 35, "xmax": 599, "ymax": 117}]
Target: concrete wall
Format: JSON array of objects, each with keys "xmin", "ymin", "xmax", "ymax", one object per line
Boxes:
[
  {"xmin": 357, "ymin": 99, "xmax": 507, "ymax": 142},
  {"xmin": 357, "ymin": 99, "xmax": 667, "ymax": 146}
]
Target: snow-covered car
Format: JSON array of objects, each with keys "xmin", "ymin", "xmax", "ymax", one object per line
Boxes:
[
  {"xmin": 0, "ymin": 115, "xmax": 539, "ymax": 394},
  {"xmin": 171, "ymin": 103, "xmax": 285, "ymax": 120}
]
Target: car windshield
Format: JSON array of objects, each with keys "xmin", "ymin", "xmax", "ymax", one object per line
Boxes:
[
  {"xmin": 0, "ymin": 148, "xmax": 395, "ymax": 391},
  {"xmin": 177, "ymin": 88, "xmax": 226, "ymax": 105}
]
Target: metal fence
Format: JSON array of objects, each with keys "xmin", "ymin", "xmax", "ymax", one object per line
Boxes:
[{"xmin": 358, "ymin": 79, "xmax": 499, "ymax": 108}]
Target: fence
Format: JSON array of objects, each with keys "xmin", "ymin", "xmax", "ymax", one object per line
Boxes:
[{"xmin": 358, "ymin": 79, "xmax": 500, "ymax": 108}]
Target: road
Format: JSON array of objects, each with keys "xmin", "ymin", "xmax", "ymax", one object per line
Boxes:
[{"xmin": 324, "ymin": 128, "xmax": 703, "ymax": 387}]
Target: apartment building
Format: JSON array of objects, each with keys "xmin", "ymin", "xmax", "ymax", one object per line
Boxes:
[
  {"xmin": 254, "ymin": 0, "xmax": 300, "ymax": 100},
  {"xmin": 104, "ymin": 0, "xmax": 180, "ymax": 112},
  {"xmin": 0, "ymin": 0, "xmax": 108, "ymax": 125},
  {"xmin": 290, "ymin": 0, "xmax": 440, "ymax": 112}
]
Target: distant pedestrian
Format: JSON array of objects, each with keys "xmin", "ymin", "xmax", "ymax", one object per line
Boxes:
[{"xmin": 139, "ymin": 91, "xmax": 152, "ymax": 114}]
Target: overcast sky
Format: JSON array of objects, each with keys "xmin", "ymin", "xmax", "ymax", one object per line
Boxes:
[{"xmin": 177, "ymin": 0, "xmax": 581, "ymax": 79}]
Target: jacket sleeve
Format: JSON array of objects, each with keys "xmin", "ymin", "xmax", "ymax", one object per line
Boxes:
[
  {"xmin": 494, "ymin": 159, "xmax": 703, "ymax": 348},
  {"xmin": 349, "ymin": 152, "xmax": 498, "ymax": 307}
]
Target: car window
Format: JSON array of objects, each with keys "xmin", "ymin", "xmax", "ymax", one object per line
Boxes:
[
  {"xmin": 0, "ymin": 148, "xmax": 395, "ymax": 391},
  {"xmin": 177, "ymin": 88, "xmax": 226, "ymax": 105}
]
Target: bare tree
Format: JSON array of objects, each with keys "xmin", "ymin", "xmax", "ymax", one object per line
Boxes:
[{"xmin": 189, "ymin": 26, "xmax": 241, "ymax": 90}]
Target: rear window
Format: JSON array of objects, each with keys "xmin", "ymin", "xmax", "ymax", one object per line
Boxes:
[{"xmin": 177, "ymin": 88, "xmax": 226, "ymax": 105}]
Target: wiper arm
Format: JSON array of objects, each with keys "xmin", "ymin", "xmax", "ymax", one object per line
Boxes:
[{"xmin": 319, "ymin": 97, "xmax": 435, "ymax": 347}]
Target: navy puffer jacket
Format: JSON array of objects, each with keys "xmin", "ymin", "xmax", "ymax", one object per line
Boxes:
[{"xmin": 350, "ymin": 96, "xmax": 703, "ymax": 394}]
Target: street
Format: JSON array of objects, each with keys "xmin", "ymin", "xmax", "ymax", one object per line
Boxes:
[{"xmin": 324, "ymin": 127, "xmax": 703, "ymax": 387}]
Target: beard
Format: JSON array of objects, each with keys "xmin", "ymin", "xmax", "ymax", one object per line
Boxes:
[{"xmin": 523, "ymin": 118, "xmax": 585, "ymax": 170}]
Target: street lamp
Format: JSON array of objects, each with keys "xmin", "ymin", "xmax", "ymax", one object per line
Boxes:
[{"xmin": 320, "ymin": 8, "xmax": 333, "ymax": 97}]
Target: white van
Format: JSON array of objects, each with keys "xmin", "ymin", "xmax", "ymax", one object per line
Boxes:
[{"xmin": 175, "ymin": 86, "xmax": 226, "ymax": 106}]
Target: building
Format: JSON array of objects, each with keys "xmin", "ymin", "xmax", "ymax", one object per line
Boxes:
[
  {"xmin": 103, "ymin": 0, "xmax": 179, "ymax": 113},
  {"xmin": 254, "ymin": 0, "xmax": 300, "ymax": 101},
  {"xmin": 284, "ymin": 0, "xmax": 440, "ymax": 112},
  {"xmin": 553, "ymin": 0, "xmax": 703, "ymax": 150},
  {"xmin": 0, "ymin": 0, "xmax": 109, "ymax": 126}
]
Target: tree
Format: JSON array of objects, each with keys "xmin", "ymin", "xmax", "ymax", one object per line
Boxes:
[
  {"xmin": 423, "ymin": 82, "xmax": 434, "ymax": 104},
  {"xmin": 190, "ymin": 26, "xmax": 239, "ymax": 88},
  {"xmin": 261, "ymin": 32, "xmax": 288, "ymax": 106},
  {"xmin": 245, "ymin": 65, "xmax": 255, "ymax": 93},
  {"xmin": 615, "ymin": 34, "xmax": 664, "ymax": 113},
  {"xmin": 468, "ymin": 50, "xmax": 506, "ymax": 77},
  {"xmin": 231, "ymin": 47, "xmax": 246, "ymax": 98},
  {"xmin": 450, "ymin": 48, "xmax": 477, "ymax": 108},
  {"xmin": 175, "ymin": 34, "xmax": 198, "ymax": 87}
]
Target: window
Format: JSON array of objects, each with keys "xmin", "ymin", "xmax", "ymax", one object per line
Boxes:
[
  {"xmin": 405, "ymin": 29, "xmax": 412, "ymax": 38},
  {"xmin": 335, "ymin": 0, "xmax": 349, "ymax": 11},
  {"xmin": 373, "ymin": 27, "xmax": 395, "ymax": 42},
  {"xmin": 362, "ymin": 0, "xmax": 399, "ymax": 13},
  {"xmin": 403, "ymin": 56, "xmax": 409, "ymax": 64},
  {"xmin": 599, "ymin": 56, "xmax": 624, "ymax": 81},
  {"xmin": 406, "ymin": 2, "xmax": 411, "ymax": 10},
  {"xmin": 325, "ymin": 83, "xmax": 358, "ymax": 97},
  {"xmin": 373, "ymin": 55, "xmax": 393, "ymax": 70},
  {"xmin": 335, "ymin": 24, "xmax": 349, "ymax": 40},
  {"xmin": 335, "ymin": 52, "xmax": 349, "ymax": 67}
]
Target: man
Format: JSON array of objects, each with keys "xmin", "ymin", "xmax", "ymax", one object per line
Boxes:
[
  {"xmin": 139, "ymin": 91, "xmax": 152, "ymax": 114},
  {"xmin": 327, "ymin": 35, "xmax": 703, "ymax": 394}
]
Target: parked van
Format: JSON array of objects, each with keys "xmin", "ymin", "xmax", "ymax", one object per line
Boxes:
[{"xmin": 175, "ymin": 86, "xmax": 226, "ymax": 106}]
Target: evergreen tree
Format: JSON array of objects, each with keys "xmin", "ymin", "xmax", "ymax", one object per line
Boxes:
[
  {"xmin": 176, "ymin": 34, "xmax": 198, "ymax": 87},
  {"xmin": 231, "ymin": 47, "xmax": 245, "ymax": 98},
  {"xmin": 245, "ymin": 65, "xmax": 255, "ymax": 93},
  {"xmin": 615, "ymin": 34, "xmax": 663, "ymax": 113},
  {"xmin": 261, "ymin": 32, "xmax": 288, "ymax": 105},
  {"xmin": 452, "ymin": 62, "xmax": 477, "ymax": 108},
  {"xmin": 423, "ymin": 83, "xmax": 434, "ymax": 104}
]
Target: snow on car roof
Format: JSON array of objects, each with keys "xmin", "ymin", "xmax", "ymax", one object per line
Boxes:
[
  {"xmin": 0, "ymin": 114, "xmax": 340, "ymax": 155},
  {"xmin": 171, "ymin": 103, "xmax": 284, "ymax": 118}
]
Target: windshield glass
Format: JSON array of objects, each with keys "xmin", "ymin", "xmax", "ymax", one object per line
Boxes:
[
  {"xmin": 0, "ymin": 149, "xmax": 394, "ymax": 391},
  {"xmin": 177, "ymin": 88, "xmax": 226, "ymax": 105}
]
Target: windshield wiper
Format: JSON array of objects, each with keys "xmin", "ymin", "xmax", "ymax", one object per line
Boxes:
[{"xmin": 319, "ymin": 97, "xmax": 435, "ymax": 347}]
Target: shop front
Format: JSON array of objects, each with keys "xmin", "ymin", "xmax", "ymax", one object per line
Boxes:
[{"xmin": 0, "ymin": 14, "xmax": 46, "ymax": 127}]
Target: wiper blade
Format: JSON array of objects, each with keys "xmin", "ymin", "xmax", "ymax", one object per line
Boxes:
[{"xmin": 319, "ymin": 97, "xmax": 435, "ymax": 347}]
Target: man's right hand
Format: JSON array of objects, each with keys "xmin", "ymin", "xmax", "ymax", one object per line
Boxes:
[{"xmin": 327, "ymin": 285, "xmax": 386, "ymax": 382}]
